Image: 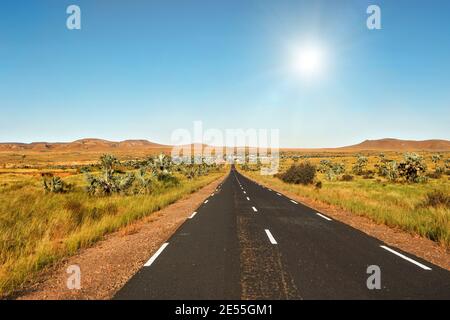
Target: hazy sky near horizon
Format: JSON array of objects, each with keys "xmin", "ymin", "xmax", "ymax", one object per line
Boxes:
[{"xmin": 1, "ymin": 0, "xmax": 449, "ymax": 147}]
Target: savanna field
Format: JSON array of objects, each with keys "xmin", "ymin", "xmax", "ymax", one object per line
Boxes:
[
  {"xmin": 239, "ymin": 151, "xmax": 450, "ymax": 249},
  {"xmin": 0, "ymin": 154, "xmax": 226, "ymax": 297},
  {"xmin": 0, "ymin": 150, "xmax": 449, "ymax": 298}
]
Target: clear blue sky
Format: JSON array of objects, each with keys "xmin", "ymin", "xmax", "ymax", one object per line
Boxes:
[{"xmin": 1, "ymin": 0, "xmax": 449, "ymax": 147}]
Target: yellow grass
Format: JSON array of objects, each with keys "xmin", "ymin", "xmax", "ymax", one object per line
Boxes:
[{"xmin": 0, "ymin": 168, "xmax": 225, "ymax": 298}]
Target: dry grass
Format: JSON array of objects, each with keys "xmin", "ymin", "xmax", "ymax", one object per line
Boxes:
[{"xmin": 0, "ymin": 168, "xmax": 225, "ymax": 298}]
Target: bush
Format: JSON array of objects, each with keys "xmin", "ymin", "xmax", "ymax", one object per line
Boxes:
[
  {"xmin": 398, "ymin": 153, "xmax": 427, "ymax": 183},
  {"xmin": 352, "ymin": 155, "xmax": 368, "ymax": 175},
  {"xmin": 382, "ymin": 160, "xmax": 399, "ymax": 182},
  {"xmin": 319, "ymin": 160, "xmax": 345, "ymax": 181},
  {"xmin": 85, "ymin": 154, "xmax": 135, "ymax": 196},
  {"xmin": 42, "ymin": 173, "xmax": 71, "ymax": 193},
  {"xmin": 341, "ymin": 174, "xmax": 354, "ymax": 181},
  {"xmin": 420, "ymin": 190, "xmax": 450, "ymax": 208},
  {"xmin": 315, "ymin": 181, "xmax": 322, "ymax": 189},
  {"xmin": 279, "ymin": 162, "xmax": 316, "ymax": 185}
]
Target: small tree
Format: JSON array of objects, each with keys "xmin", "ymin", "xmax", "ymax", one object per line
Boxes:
[
  {"xmin": 85, "ymin": 154, "xmax": 135, "ymax": 195},
  {"xmin": 42, "ymin": 173, "xmax": 70, "ymax": 193},
  {"xmin": 384, "ymin": 160, "xmax": 399, "ymax": 182},
  {"xmin": 318, "ymin": 160, "xmax": 331, "ymax": 173},
  {"xmin": 431, "ymin": 154, "xmax": 443, "ymax": 174},
  {"xmin": 398, "ymin": 153, "xmax": 427, "ymax": 183},
  {"xmin": 352, "ymin": 155, "xmax": 368, "ymax": 175},
  {"xmin": 133, "ymin": 166, "xmax": 155, "ymax": 194}
]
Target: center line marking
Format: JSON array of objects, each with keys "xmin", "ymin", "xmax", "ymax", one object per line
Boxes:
[
  {"xmin": 252, "ymin": 206, "xmax": 258, "ymax": 212},
  {"xmin": 189, "ymin": 212, "xmax": 197, "ymax": 219},
  {"xmin": 204, "ymin": 200, "xmax": 209, "ymax": 204},
  {"xmin": 290, "ymin": 200, "xmax": 298, "ymax": 204},
  {"xmin": 243, "ymin": 191, "xmax": 246, "ymax": 194},
  {"xmin": 144, "ymin": 243, "xmax": 169, "ymax": 267},
  {"xmin": 265, "ymin": 229, "xmax": 278, "ymax": 244},
  {"xmin": 380, "ymin": 245, "xmax": 432, "ymax": 270},
  {"xmin": 316, "ymin": 212, "xmax": 332, "ymax": 221},
  {"xmin": 246, "ymin": 197, "xmax": 250, "ymax": 201}
]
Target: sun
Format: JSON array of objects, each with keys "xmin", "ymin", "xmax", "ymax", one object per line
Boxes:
[{"xmin": 292, "ymin": 44, "xmax": 326, "ymax": 78}]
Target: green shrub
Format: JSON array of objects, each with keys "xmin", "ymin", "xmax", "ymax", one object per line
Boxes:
[
  {"xmin": 398, "ymin": 153, "xmax": 427, "ymax": 183},
  {"xmin": 42, "ymin": 174, "xmax": 71, "ymax": 193},
  {"xmin": 279, "ymin": 162, "xmax": 316, "ymax": 185},
  {"xmin": 85, "ymin": 154, "xmax": 136, "ymax": 196},
  {"xmin": 352, "ymin": 155, "xmax": 368, "ymax": 175},
  {"xmin": 318, "ymin": 160, "xmax": 345, "ymax": 181}
]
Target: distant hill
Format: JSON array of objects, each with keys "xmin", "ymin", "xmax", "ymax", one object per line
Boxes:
[
  {"xmin": 0, "ymin": 138, "xmax": 449, "ymax": 154},
  {"xmin": 0, "ymin": 139, "xmax": 170, "ymax": 153},
  {"xmin": 338, "ymin": 138, "xmax": 450, "ymax": 151}
]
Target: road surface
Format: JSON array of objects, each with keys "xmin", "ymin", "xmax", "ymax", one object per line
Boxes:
[{"xmin": 115, "ymin": 167, "xmax": 450, "ymax": 299}]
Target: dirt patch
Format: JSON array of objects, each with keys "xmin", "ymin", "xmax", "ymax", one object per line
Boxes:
[
  {"xmin": 16, "ymin": 176, "xmax": 225, "ymax": 300},
  {"xmin": 246, "ymin": 177, "xmax": 450, "ymax": 272}
]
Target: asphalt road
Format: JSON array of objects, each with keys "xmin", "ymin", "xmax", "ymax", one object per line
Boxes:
[{"xmin": 114, "ymin": 167, "xmax": 450, "ymax": 300}]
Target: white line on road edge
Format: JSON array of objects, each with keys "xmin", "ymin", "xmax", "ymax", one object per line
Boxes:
[
  {"xmin": 380, "ymin": 245, "xmax": 432, "ymax": 270},
  {"xmin": 252, "ymin": 206, "xmax": 258, "ymax": 212},
  {"xmin": 246, "ymin": 197, "xmax": 250, "ymax": 201},
  {"xmin": 316, "ymin": 212, "xmax": 332, "ymax": 221},
  {"xmin": 268, "ymin": 189, "xmax": 272, "ymax": 191},
  {"xmin": 290, "ymin": 200, "xmax": 298, "ymax": 204},
  {"xmin": 189, "ymin": 212, "xmax": 197, "ymax": 219},
  {"xmin": 277, "ymin": 193, "xmax": 281, "ymax": 196},
  {"xmin": 144, "ymin": 243, "xmax": 169, "ymax": 267},
  {"xmin": 204, "ymin": 200, "xmax": 209, "ymax": 204},
  {"xmin": 265, "ymin": 229, "xmax": 278, "ymax": 244}
]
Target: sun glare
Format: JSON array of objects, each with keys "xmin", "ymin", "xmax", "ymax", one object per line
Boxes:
[{"xmin": 292, "ymin": 44, "xmax": 326, "ymax": 79}]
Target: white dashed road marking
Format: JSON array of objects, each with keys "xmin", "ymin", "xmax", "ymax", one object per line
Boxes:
[
  {"xmin": 265, "ymin": 229, "xmax": 278, "ymax": 245},
  {"xmin": 144, "ymin": 243, "xmax": 169, "ymax": 267},
  {"xmin": 380, "ymin": 246, "xmax": 432, "ymax": 270},
  {"xmin": 316, "ymin": 212, "xmax": 332, "ymax": 221},
  {"xmin": 189, "ymin": 212, "xmax": 197, "ymax": 219},
  {"xmin": 290, "ymin": 200, "xmax": 298, "ymax": 204},
  {"xmin": 252, "ymin": 206, "xmax": 258, "ymax": 212}
]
